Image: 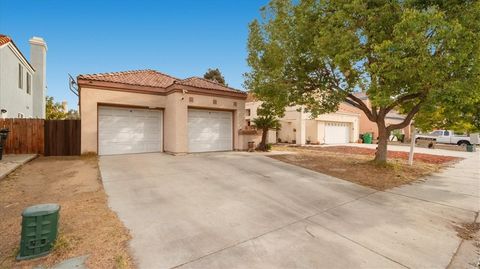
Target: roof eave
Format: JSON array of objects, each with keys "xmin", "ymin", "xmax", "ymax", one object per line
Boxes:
[{"xmin": 77, "ymin": 78, "xmax": 167, "ymax": 95}]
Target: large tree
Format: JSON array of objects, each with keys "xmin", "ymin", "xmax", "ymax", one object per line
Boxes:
[
  {"xmin": 204, "ymin": 68, "xmax": 227, "ymax": 85},
  {"xmin": 245, "ymin": 0, "xmax": 480, "ymax": 163}
]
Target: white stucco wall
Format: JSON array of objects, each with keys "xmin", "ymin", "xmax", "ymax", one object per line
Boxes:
[
  {"xmin": 0, "ymin": 43, "xmax": 34, "ymax": 118},
  {"xmin": 29, "ymin": 37, "xmax": 47, "ymax": 119}
]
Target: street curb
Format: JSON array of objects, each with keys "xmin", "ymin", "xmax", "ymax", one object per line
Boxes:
[{"xmin": 0, "ymin": 154, "xmax": 38, "ymax": 181}]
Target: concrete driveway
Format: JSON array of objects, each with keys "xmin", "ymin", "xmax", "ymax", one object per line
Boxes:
[{"xmin": 99, "ymin": 151, "xmax": 479, "ymax": 269}]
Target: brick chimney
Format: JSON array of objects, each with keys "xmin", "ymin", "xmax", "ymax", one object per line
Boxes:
[{"xmin": 29, "ymin": 36, "xmax": 47, "ymax": 118}]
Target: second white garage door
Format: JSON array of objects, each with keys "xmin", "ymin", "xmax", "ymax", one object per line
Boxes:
[
  {"xmin": 98, "ymin": 106, "xmax": 163, "ymax": 155},
  {"xmin": 188, "ymin": 109, "xmax": 233, "ymax": 152},
  {"xmin": 324, "ymin": 122, "xmax": 350, "ymax": 144}
]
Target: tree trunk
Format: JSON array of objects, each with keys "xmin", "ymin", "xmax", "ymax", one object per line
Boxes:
[
  {"xmin": 258, "ymin": 127, "xmax": 269, "ymax": 151},
  {"xmin": 374, "ymin": 122, "xmax": 390, "ymax": 163}
]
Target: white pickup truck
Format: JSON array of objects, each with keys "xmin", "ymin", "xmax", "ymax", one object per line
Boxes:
[{"xmin": 416, "ymin": 130, "xmax": 474, "ymax": 146}]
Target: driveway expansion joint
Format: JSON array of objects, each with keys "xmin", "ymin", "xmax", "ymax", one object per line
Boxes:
[
  {"xmin": 170, "ymin": 190, "xmax": 380, "ymax": 269},
  {"xmin": 306, "ymin": 217, "xmax": 410, "ymax": 269},
  {"xmin": 385, "ymin": 190, "xmax": 478, "ymax": 213}
]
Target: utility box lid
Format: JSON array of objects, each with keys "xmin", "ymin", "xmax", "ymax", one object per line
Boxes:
[{"xmin": 22, "ymin": 204, "xmax": 60, "ymax": 217}]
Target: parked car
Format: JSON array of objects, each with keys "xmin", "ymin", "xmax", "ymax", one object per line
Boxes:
[{"xmin": 416, "ymin": 130, "xmax": 472, "ymax": 146}]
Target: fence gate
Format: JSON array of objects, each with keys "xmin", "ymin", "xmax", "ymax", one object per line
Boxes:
[{"xmin": 44, "ymin": 120, "xmax": 81, "ymax": 156}]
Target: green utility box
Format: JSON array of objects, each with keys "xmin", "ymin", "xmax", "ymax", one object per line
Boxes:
[
  {"xmin": 363, "ymin": 133, "xmax": 372, "ymax": 144},
  {"xmin": 466, "ymin": 144, "xmax": 476, "ymax": 152},
  {"xmin": 17, "ymin": 204, "xmax": 60, "ymax": 260}
]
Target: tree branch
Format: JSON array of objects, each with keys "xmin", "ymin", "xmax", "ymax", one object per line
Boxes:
[
  {"xmin": 385, "ymin": 92, "xmax": 423, "ymax": 113},
  {"xmin": 346, "ymin": 93, "xmax": 376, "ymax": 121},
  {"xmin": 387, "ymin": 100, "xmax": 424, "ymax": 131}
]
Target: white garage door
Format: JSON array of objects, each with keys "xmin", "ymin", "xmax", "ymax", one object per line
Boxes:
[
  {"xmin": 324, "ymin": 122, "xmax": 350, "ymax": 144},
  {"xmin": 188, "ymin": 109, "xmax": 233, "ymax": 152},
  {"xmin": 98, "ymin": 106, "xmax": 162, "ymax": 155}
]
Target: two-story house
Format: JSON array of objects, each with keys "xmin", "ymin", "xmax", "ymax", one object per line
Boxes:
[{"xmin": 0, "ymin": 34, "xmax": 47, "ymax": 118}]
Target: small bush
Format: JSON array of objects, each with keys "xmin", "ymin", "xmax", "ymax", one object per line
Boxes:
[{"xmin": 266, "ymin": 143, "xmax": 273, "ymax": 151}]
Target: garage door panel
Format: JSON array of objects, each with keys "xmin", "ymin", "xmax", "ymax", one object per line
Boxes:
[
  {"xmin": 325, "ymin": 122, "xmax": 350, "ymax": 144},
  {"xmin": 188, "ymin": 109, "xmax": 233, "ymax": 153},
  {"xmin": 98, "ymin": 106, "xmax": 163, "ymax": 155}
]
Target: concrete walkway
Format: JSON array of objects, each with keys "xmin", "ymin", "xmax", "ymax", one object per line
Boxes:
[
  {"xmin": 0, "ymin": 154, "xmax": 37, "ymax": 180},
  {"xmin": 100, "ymin": 150, "xmax": 479, "ymax": 269}
]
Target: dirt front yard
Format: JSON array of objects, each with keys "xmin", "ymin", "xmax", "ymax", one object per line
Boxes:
[
  {"xmin": 271, "ymin": 145, "xmax": 461, "ymax": 190},
  {"xmin": 0, "ymin": 156, "xmax": 134, "ymax": 269}
]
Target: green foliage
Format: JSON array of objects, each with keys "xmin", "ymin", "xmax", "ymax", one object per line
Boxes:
[
  {"xmin": 414, "ymin": 89, "xmax": 480, "ymax": 133},
  {"xmin": 66, "ymin": 109, "xmax": 80, "ymax": 120},
  {"xmin": 251, "ymin": 114, "xmax": 280, "ymax": 131},
  {"xmin": 46, "ymin": 96, "xmax": 78, "ymax": 120},
  {"xmin": 245, "ymin": 0, "xmax": 480, "ymax": 125},
  {"xmin": 203, "ymin": 68, "xmax": 226, "ymax": 85},
  {"xmin": 266, "ymin": 143, "xmax": 273, "ymax": 151},
  {"xmin": 252, "ymin": 104, "xmax": 281, "ymax": 151}
]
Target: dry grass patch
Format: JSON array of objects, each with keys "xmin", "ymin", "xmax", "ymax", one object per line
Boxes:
[
  {"xmin": 270, "ymin": 146, "xmax": 455, "ymax": 190},
  {"xmin": 0, "ymin": 156, "xmax": 134, "ymax": 269}
]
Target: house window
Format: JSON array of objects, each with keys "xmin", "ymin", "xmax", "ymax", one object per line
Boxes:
[
  {"xmin": 18, "ymin": 64, "xmax": 23, "ymax": 89},
  {"xmin": 26, "ymin": 73, "xmax": 31, "ymax": 94},
  {"xmin": 246, "ymin": 120, "xmax": 251, "ymax": 126},
  {"xmin": 246, "ymin": 109, "xmax": 251, "ymax": 116}
]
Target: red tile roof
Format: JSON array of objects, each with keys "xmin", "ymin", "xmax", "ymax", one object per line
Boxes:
[
  {"xmin": 0, "ymin": 34, "xmax": 11, "ymax": 46},
  {"xmin": 77, "ymin": 69, "xmax": 178, "ymax": 88},
  {"xmin": 78, "ymin": 70, "xmax": 246, "ymax": 95},
  {"xmin": 176, "ymin": 77, "xmax": 245, "ymax": 94}
]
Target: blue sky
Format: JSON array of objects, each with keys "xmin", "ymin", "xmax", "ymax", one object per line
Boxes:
[{"xmin": 0, "ymin": 0, "xmax": 267, "ymax": 109}]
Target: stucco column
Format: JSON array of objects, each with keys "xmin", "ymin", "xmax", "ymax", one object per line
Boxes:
[
  {"xmin": 234, "ymin": 108, "xmax": 245, "ymax": 150},
  {"xmin": 296, "ymin": 107, "xmax": 306, "ymax": 145},
  {"xmin": 164, "ymin": 92, "xmax": 188, "ymax": 153}
]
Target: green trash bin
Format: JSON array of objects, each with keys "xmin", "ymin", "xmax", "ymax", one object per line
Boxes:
[
  {"xmin": 17, "ymin": 204, "xmax": 60, "ymax": 260},
  {"xmin": 466, "ymin": 144, "xmax": 476, "ymax": 152},
  {"xmin": 363, "ymin": 133, "xmax": 372, "ymax": 144}
]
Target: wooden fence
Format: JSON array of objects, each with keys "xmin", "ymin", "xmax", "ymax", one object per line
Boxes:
[
  {"xmin": 0, "ymin": 119, "xmax": 44, "ymax": 154},
  {"xmin": 0, "ymin": 119, "xmax": 81, "ymax": 156},
  {"xmin": 44, "ymin": 120, "xmax": 81, "ymax": 156}
]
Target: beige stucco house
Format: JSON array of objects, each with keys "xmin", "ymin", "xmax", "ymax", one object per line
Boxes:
[
  {"xmin": 348, "ymin": 92, "xmax": 412, "ymax": 141},
  {"xmin": 245, "ymin": 94, "xmax": 360, "ymax": 145},
  {"xmin": 78, "ymin": 70, "xmax": 247, "ymax": 155}
]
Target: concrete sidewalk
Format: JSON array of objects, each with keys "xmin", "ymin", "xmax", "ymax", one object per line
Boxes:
[
  {"xmin": 0, "ymin": 154, "xmax": 37, "ymax": 180},
  {"xmin": 100, "ymin": 151, "xmax": 479, "ymax": 269},
  {"xmin": 341, "ymin": 142, "xmax": 474, "ymax": 158}
]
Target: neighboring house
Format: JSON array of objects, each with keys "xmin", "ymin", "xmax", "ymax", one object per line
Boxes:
[
  {"xmin": 77, "ymin": 70, "xmax": 247, "ymax": 155},
  {"xmin": 245, "ymin": 93, "xmax": 360, "ymax": 145},
  {"xmin": 0, "ymin": 34, "xmax": 47, "ymax": 118},
  {"xmin": 345, "ymin": 92, "xmax": 412, "ymax": 140}
]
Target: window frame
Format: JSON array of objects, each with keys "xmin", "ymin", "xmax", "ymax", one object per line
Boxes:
[
  {"xmin": 18, "ymin": 64, "xmax": 23, "ymax": 89},
  {"xmin": 26, "ymin": 72, "xmax": 31, "ymax": 94}
]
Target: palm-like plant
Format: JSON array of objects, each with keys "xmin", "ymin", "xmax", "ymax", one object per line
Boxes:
[{"xmin": 252, "ymin": 115, "xmax": 280, "ymax": 151}]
